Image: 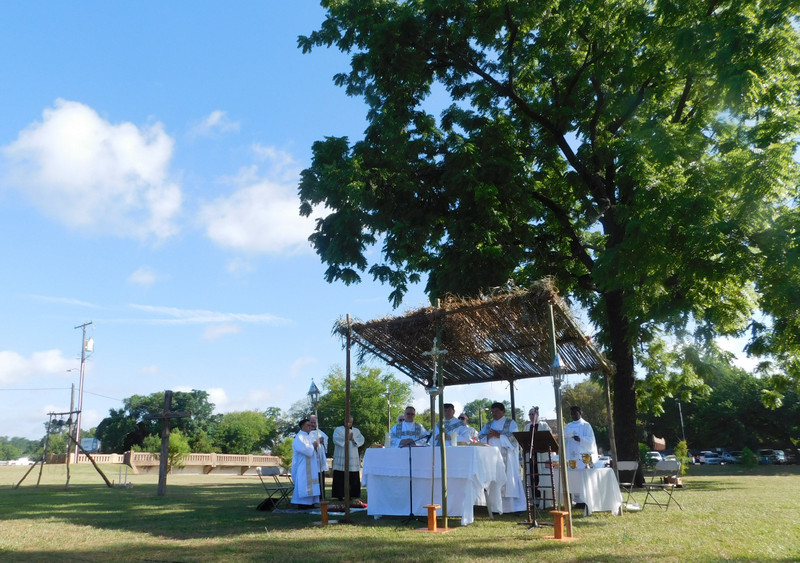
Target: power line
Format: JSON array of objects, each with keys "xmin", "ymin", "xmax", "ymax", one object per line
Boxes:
[{"xmin": 0, "ymin": 387, "xmax": 72, "ymax": 391}]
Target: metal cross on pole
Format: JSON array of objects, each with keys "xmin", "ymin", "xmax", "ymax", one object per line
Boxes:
[
  {"xmin": 143, "ymin": 390, "xmax": 190, "ymax": 496},
  {"xmin": 423, "ymin": 334, "xmax": 448, "ymax": 527}
]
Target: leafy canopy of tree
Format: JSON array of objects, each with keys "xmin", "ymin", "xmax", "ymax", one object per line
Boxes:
[
  {"xmin": 95, "ymin": 390, "xmax": 220, "ymax": 453},
  {"xmin": 316, "ymin": 365, "xmax": 413, "ymax": 450},
  {"xmin": 562, "ymin": 379, "xmax": 610, "ymax": 452},
  {"xmin": 212, "ymin": 411, "xmax": 277, "ymax": 454},
  {"xmin": 642, "ymin": 344, "xmax": 800, "ymax": 457},
  {"xmin": 298, "ymin": 1, "xmax": 800, "ymax": 461}
]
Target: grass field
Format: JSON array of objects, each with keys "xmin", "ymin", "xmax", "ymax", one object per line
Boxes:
[{"xmin": 1, "ymin": 463, "xmax": 798, "ymax": 562}]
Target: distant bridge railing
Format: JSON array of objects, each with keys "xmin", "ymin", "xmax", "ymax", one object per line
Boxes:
[{"xmin": 46, "ymin": 452, "xmax": 284, "ymax": 474}]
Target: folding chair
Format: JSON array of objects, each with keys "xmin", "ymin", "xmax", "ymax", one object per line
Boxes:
[
  {"xmin": 617, "ymin": 461, "xmax": 639, "ymax": 509},
  {"xmin": 642, "ymin": 460, "xmax": 683, "ymax": 511},
  {"xmin": 256, "ymin": 466, "xmax": 294, "ymax": 510}
]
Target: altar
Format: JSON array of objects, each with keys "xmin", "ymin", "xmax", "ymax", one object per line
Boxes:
[
  {"xmin": 362, "ymin": 445, "xmax": 507, "ymax": 525},
  {"xmin": 553, "ymin": 467, "xmax": 623, "ymax": 515}
]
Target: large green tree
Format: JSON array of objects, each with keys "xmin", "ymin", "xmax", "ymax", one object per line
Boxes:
[
  {"xmin": 212, "ymin": 411, "xmax": 275, "ymax": 454},
  {"xmin": 298, "ymin": 0, "xmax": 800, "ymax": 462},
  {"xmin": 95, "ymin": 390, "xmax": 220, "ymax": 453},
  {"xmin": 317, "ymin": 365, "xmax": 414, "ymax": 449}
]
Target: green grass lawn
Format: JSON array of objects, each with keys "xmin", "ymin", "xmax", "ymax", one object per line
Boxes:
[{"xmin": 1, "ymin": 463, "xmax": 798, "ymax": 562}]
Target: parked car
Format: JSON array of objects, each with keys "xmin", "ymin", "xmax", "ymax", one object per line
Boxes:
[
  {"xmin": 774, "ymin": 450, "xmax": 786, "ymax": 464},
  {"xmin": 646, "ymin": 451, "xmax": 663, "ymax": 463},
  {"xmin": 702, "ymin": 451, "xmax": 723, "ymax": 465},
  {"xmin": 596, "ymin": 455, "xmax": 612, "ymax": 468},
  {"xmin": 721, "ymin": 451, "xmax": 740, "ymax": 464},
  {"xmin": 758, "ymin": 449, "xmax": 778, "ymax": 464}
]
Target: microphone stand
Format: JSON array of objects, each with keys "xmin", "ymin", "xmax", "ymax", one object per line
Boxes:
[
  {"xmin": 400, "ymin": 442, "xmax": 421, "ymax": 524},
  {"xmin": 527, "ymin": 412, "xmax": 540, "ymax": 528}
]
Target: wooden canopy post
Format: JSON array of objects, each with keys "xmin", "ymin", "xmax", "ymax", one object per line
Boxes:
[
  {"xmin": 549, "ymin": 302, "xmax": 573, "ymax": 537},
  {"xmin": 343, "ymin": 314, "xmax": 352, "ymax": 523}
]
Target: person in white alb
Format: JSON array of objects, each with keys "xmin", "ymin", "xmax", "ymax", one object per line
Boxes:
[
  {"xmin": 390, "ymin": 406, "xmax": 427, "ymax": 447},
  {"xmin": 291, "ymin": 418, "xmax": 321, "ymax": 508},
  {"xmin": 432, "ymin": 403, "xmax": 471, "ymax": 445},
  {"xmin": 479, "ymin": 402, "xmax": 526, "ymax": 513},
  {"xmin": 458, "ymin": 413, "xmax": 479, "ymax": 442},
  {"xmin": 309, "ymin": 414, "xmax": 329, "ymax": 496},
  {"xmin": 332, "ymin": 415, "xmax": 365, "ymax": 499},
  {"xmin": 563, "ymin": 405, "xmax": 598, "ymax": 467}
]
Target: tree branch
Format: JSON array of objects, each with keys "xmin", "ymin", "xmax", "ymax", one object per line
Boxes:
[{"xmin": 672, "ymin": 75, "xmax": 693, "ymax": 124}]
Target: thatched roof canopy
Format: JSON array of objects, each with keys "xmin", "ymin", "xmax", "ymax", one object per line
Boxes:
[{"xmin": 335, "ymin": 281, "xmax": 614, "ymax": 388}]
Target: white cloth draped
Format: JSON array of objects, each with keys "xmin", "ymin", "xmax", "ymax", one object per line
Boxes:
[{"xmin": 478, "ymin": 417, "xmax": 526, "ymax": 512}]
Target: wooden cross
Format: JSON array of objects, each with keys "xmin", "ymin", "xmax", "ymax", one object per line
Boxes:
[{"xmin": 143, "ymin": 390, "xmax": 190, "ymax": 496}]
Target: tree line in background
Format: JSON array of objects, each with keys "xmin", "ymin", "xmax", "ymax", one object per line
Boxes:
[{"xmin": 5, "ymin": 347, "xmax": 798, "ymax": 465}]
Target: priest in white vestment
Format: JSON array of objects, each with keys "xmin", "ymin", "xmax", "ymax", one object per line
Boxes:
[
  {"xmin": 479, "ymin": 402, "xmax": 526, "ymax": 513},
  {"xmin": 564, "ymin": 405, "xmax": 599, "ymax": 468},
  {"xmin": 291, "ymin": 418, "xmax": 321, "ymax": 508},
  {"xmin": 390, "ymin": 406, "xmax": 428, "ymax": 447},
  {"xmin": 432, "ymin": 403, "xmax": 472, "ymax": 445}
]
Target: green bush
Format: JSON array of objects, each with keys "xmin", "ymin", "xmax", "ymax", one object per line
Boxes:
[
  {"xmin": 740, "ymin": 446, "xmax": 759, "ymax": 468},
  {"xmin": 142, "ymin": 430, "xmax": 191, "ymax": 474},
  {"xmin": 674, "ymin": 440, "xmax": 691, "ymax": 476}
]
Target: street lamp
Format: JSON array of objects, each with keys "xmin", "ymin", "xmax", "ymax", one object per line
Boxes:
[
  {"xmin": 307, "ymin": 380, "xmax": 320, "ymax": 410},
  {"xmin": 307, "ymin": 379, "xmax": 324, "ymax": 500}
]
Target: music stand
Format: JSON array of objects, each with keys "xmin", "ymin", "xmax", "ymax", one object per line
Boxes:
[{"xmin": 514, "ymin": 429, "xmax": 559, "ymax": 529}]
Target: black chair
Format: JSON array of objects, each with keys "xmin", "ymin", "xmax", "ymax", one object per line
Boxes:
[{"xmin": 256, "ymin": 466, "xmax": 294, "ymax": 510}]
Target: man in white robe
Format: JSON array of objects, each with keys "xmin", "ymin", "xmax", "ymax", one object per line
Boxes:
[
  {"xmin": 390, "ymin": 406, "xmax": 427, "ymax": 447},
  {"xmin": 291, "ymin": 418, "xmax": 321, "ymax": 508},
  {"xmin": 458, "ymin": 413, "xmax": 479, "ymax": 442},
  {"xmin": 332, "ymin": 415, "xmax": 365, "ymax": 499},
  {"xmin": 309, "ymin": 414, "xmax": 329, "ymax": 497},
  {"xmin": 479, "ymin": 402, "xmax": 526, "ymax": 513},
  {"xmin": 432, "ymin": 403, "xmax": 471, "ymax": 445},
  {"xmin": 564, "ymin": 405, "xmax": 599, "ymax": 468}
]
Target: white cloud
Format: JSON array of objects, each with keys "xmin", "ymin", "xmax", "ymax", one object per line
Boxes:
[
  {"xmin": 288, "ymin": 356, "xmax": 318, "ymax": 379},
  {"xmin": 0, "ymin": 349, "xmax": 73, "ymax": 385},
  {"xmin": 198, "ymin": 146, "xmax": 318, "ymax": 255},
  {"xmin": 202, "ymin": 323, "xmax": 242, "ymax": 340},
  {"xmin": 206, "ymin": 387, "xmax": 230, "ymax": 410},
  {"xmin": 128, "ymin": 266, "xmax": 160, "ymax": 287},
  {"xmin": 130, "ymin": 304, "xmax": 287, "ymax": 325},
  {"xmin": 28, "ymin": 294, "xmax": 100, "ymax": 308},
  {"xmin": 1, "ymin": 99, "xmax": 182, "ymax": 240},
  {"xmin": 189, "ymin": 110, "xmax": 240, "ymax": 138}
]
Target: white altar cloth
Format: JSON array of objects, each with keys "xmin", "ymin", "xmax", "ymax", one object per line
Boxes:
[
  {"xmin": 553, "ymin": 467, "xmax": 623, "ymax": 515},
  {"xmin": 362, "ymin": 445, "xmax": 507, "ymax": 525}
]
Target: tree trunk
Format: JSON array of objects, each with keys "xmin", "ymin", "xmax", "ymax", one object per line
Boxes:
[{"xmin": 604, "ymin": 289, "xmax": 639, "ymax": 467}]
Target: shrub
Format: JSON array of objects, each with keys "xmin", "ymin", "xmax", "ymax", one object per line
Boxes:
[{"xmin": 740, "ymin": 447, "xmax": 759, "ymax": 468}]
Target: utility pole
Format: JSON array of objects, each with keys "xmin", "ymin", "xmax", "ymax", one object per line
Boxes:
[{"xmin": 73, "ymin": 321, "xmax": 93, "ymax": 464}]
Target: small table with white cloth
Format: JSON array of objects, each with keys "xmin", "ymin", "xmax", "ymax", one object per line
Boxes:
[
  {"xmin": 362, "ymin": 445, "xmax": 507, "ymax": 525},
  {"xmin": 553, "ymin": 467, "xmax": 623, "ymax": 515}
]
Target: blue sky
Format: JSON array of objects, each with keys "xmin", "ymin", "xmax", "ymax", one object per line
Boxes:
[{"xmin": 0, "ymin": 2, "xmax": 568, "ymax": 440}]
